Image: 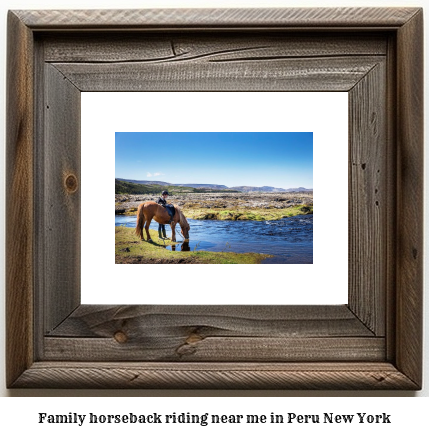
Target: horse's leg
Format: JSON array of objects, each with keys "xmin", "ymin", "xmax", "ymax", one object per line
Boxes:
[
  {"xmin": 145, "ymin": 218, "xmax": 152, "ymax": 242},
  {"xmin": 171, "ymin": 223, "xmax": 176, "ymax": 242},
  {"xmin": 140, "ymin": 214, "xmax": 146, "ymax": 240},
  {"xmin": 140, "ymin": 222, "xmax": 145, "ymax": 241}
]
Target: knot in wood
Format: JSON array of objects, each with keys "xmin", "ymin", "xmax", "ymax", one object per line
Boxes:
[
  {"xmin": 186, "ymin": 333, "xmax": 203, "ymax": 344},
  {"xmin": 114, "ymin": 331, "xmax": 128, "ymax": 343},
  {"xmin": 64, "ymin": 174, "xmax": 78, "ymax": 193}
]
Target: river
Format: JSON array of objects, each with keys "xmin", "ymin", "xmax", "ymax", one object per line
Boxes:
[{"xmin": 115, "ymin": 214, "xmax": 313, "ymax": 264}]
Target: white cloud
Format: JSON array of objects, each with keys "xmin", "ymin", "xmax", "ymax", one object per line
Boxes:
[{"xmin": 147, "ymin": 172, "xmax": 164, "ymax": 177}]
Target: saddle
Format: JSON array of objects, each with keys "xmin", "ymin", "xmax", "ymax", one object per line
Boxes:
[{"xmin": 164, "ymin": 204, "xmax": 175, "ymax": 222}]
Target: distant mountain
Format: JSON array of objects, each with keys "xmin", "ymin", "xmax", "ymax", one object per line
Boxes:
[
  {"xmin": 118, "ymin": 179, "xmax": 230, "ymax": 190},
  {"xmin": 115, "ymin": 179, "xmax": 240, "ymax": 195},
  {"xmin": 284, "ymin": 187, "xmax": 313, "ymax": 192},
  {"xmin": 115, "ymin": 179, "xmax": 166, "ymax": 195},
  {"xmin": 116, "ymin": 178, "xmax": 311, "ymax": 193},
  {"xmin": 116, "ymin": 178, "xmax": 173, "ymax": 186},
  {"xmin": 231, "ymin": 186, "xmax": 287, "ymax": 193},
  {"xmin": 178, "ymin": 183, "xmax": 229, "ymax": 190}
]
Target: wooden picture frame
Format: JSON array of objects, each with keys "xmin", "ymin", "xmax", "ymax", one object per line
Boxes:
[{"xmin": 6, "ymin": 7, "xmax": 423, "ymax": 389}]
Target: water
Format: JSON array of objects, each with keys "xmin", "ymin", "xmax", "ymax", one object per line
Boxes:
[{"xmin": 115, "ymin": 214, "xmax": 313, "ymax": 264}]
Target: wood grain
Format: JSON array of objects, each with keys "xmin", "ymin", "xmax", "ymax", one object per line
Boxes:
[
  {"xmin": 11, "ymin": 362, "xmax": 419, "ymax": 390},
  {"xmin": 33, "ymin": 37, "xmax": 46, "ymax": 361},
  {"xmin": 385, "ymin": 34, "xmax": 398, "ymax": 363},
  {"xmin": 14, "ymin": 8, "xmax": 420, "ymax": 29},
  {"xmin": 395, "ymin": 9, "xmax": 424, "ymax": 388},
  {"xmin": 348, "ymin": 61, "xmax": 386, "ymax": 335},
  {"xmin": 44, "ymin": 337, "xmax": 385, "ymax": 362},
  {"xmin": 47, "ymin": 305, "xmax": 374, "ymax": 338},
  {"xmin": 6, "ymin": 11, "xmax": 34, "ymax": 388},
  {"xmin": 44, "ymin": 305, "xmax": 379, "ymax": 362},
  {"xmin": 42, "ymin": 33, "xmax": 387, "ymax": 63},
  {"xmin": 52, "ymin": 56, "xmax": 384, "ymax": 92},
  {"xmin": 43, "ymin": 64, "xmax": 81, "ymax": 333}
]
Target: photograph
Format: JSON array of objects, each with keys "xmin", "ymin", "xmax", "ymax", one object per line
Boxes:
[{"xmin": 115, "ymin": 132, "xmax": 313, "ymax": 265}]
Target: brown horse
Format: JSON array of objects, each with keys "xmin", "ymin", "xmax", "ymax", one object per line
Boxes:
[{"xmin": 135, "ymin": 201, "xmax": 190, "ymax": 242}]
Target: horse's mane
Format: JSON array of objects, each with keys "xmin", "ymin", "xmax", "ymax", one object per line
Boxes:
[{"xmin": 174, "ymin": 204, "xmax": 190, "ymax": 229}]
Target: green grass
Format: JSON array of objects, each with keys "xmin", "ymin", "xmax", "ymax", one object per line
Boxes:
[
  {"xmin": 115, "ymin": 226, "xmax": 271, "ymax": 264},
  {"xmin": 117, "ymin": 204, "xmax": 312, "ymax": 219}
]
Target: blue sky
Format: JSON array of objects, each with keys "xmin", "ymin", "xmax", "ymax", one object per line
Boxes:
[{"xmin": 115, "ymin": 132, "xmax": 313, "ymax": 189}]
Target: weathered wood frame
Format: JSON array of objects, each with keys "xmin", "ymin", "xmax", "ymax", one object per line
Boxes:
[{"xmin": 6, "ymin": 8, "xmax": 423, "ymax": 389}]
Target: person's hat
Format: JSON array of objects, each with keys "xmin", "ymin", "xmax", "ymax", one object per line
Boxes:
[{"xmin": 162, "ymin": 190, "xmax": 169, "ymax": 195}]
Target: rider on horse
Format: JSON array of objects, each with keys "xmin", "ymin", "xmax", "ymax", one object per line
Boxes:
[{"xmin": 157, "ymin": 190, "xmax": 174, "ymax": 239}]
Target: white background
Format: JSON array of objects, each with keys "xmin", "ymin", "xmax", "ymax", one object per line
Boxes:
[
  {"xmin": 82, "ymin": 92, "xmax": 348, "ymax": 305},
  {"xmin": 0, "ymin": 0, "xmax": 428, "ymax": 425}
]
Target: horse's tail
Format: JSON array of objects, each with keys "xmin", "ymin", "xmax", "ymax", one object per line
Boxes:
[{"xmin": 135, "ymin": 204, "xmax": 145, "ymax": 239}]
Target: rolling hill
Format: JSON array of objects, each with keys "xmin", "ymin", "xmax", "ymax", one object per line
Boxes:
[
  {"xmin": 116, "ymin": 178, "xmax": 312, "ymax": 194},
  {"xmin": 115, "ymin": 179, "xmax": 239, "ymax": 195}
]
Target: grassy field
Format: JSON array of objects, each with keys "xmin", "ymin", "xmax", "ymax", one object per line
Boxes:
[
  {"xmin": 115, "ymin": 226, "xmax": 271, "ymax": 264},
  {"xmin": 184, "ymin": 204, "xmax": 312, "ymax": 221},
  {"xmin": 117, "ymin": 204, "xmax": 312, "ymax": 220}
]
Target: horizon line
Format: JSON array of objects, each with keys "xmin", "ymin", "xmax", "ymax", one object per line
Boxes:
[{"xmin": 116, "ymin": 177, "xmax": 313, "ymax": 190}]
